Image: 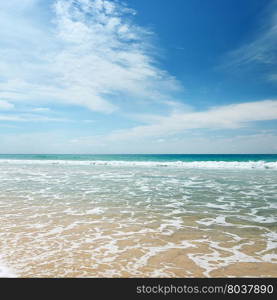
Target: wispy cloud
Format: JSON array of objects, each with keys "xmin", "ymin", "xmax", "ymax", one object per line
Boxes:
[
  {"xmin": 0, "ymin": 113, "xmax": 69, "ymax": 122},
  {"xmin": 221, "ymin": 0, "xmax": 277, "ymax": 80},
  {"xmin": 1, "ymin": 0, "xmax": 276, "ymax": 154},
  {"xmin": 66, "ymin": 131, "xmax": 277, "ymax": 154},
  {"xmin": 0, "ymin": 0, "xmax": 181, "ymax": 113},
  {"xmin": 105, "ymin": 100, "xmax": 277, "ymax": 141},
  {"xmin": 63, "ymin": 99, "xmax": 277, "ymax": 153},
  {"xmin": 31, "ymin": 107, "xmax": 51, "ymax": 112},
  {"xmin": 0, "ymin": 100, "xmax": 14, "ymax": 110}
]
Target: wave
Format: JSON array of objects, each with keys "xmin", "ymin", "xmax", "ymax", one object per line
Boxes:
[{"xmin": 0, "ymin": 159, "xmax": 277, "ymax": 169}]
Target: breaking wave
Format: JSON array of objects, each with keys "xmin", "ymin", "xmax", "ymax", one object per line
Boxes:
[{"xmin": 0, "ymin": 159, "xmax": 277, "ymax": 170}]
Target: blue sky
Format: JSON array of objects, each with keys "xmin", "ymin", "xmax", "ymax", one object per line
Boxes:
[{"xmin": 0, "ymin": 0, "xmax": 277, "ymax": 153}]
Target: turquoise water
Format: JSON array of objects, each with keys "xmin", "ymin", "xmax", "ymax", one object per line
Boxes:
[{"xmin": 0, "ymin": 153, "xmax": 277, "ymax": 162}]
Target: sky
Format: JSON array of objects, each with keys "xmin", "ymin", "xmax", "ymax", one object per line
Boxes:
[{"xmin": 0, "ymin": 0, "xmax": 277, "ymax": 154}]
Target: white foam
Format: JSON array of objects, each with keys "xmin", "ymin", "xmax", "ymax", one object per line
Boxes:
[
  {"xmin": 188, "ymin": 239, "xmax": 262, "ymax": 277},
  {"xmin": 0, "ymin": 261, "xmax": 16, "ymax": 278},
  {"xmin": 258, "ymin": 232, "xmax": 277, "ymax": 254},
  {"xmin": 158, "ymin": 218, "xmax": 184, "ymax": 234},
  {"xmin": 127, "ymin": 240, "xmax": 194, "ymax": 274},
  {"xmin": 196, "ymin": 216, "xmax": 234, "ymax": 227},
  {"xmin": 206, "ymin": 203, "xmax": 234, "ymax": 210},
  {"xmin": 86, "ymin": 208, "xmax": 105, "ymax": 215},
  {"xmin": 47, "ymin": 227, "xmax": 64, "ymax": 235},
  {"xmin": 238, "ymin": 214, "xmax": 277, "ymax": 224},
  {"xmin": 0, "ymin": 159, "xmax": 277, "ymax": 170}
]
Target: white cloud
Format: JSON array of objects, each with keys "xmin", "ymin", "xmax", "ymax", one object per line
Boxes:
[
  {"xmin": 0, "ymin": 132, "xmax": 69, "ymax": 154},
  {"xmin": 0, "ymin": 114, "xmax": 69, "ymax": 122},
  {"xmin": 1, "ymin": 0, "xmax": 39, "ymax": 10},
  {"xmin": 0, "ymin": 0, "xmax": 181, "ymax": 113},
  {"xmin": 31, "ymin": 107, "xmax": 51, "ymax": 112},
  {"xmin": 0, "ymin": 100, "xmax": 14, "ymax": 110},
  {"xmin": 51, "ymin": 0, "xmax": 181, "ymax": 111},
  {"xmin": 34, "ymin": 131, "xmax": 277, "ymax": 154},
  {"xmin": 222, "ymin": 1, "xmax": 277, "ymax": 76},
  {"xmin": 106, "ymin": 100, "xmax": 277, "ymax": 141},
  {"xmin": 83, "ymin": 119, "xmax": 95, "ymax": 123},
  {"xmin": 1, "ymin": 98, "xmax": 277, "ymax": 153},
  {"xmin": 1, "ymin": 0, "xmax": 276, "ymax": 154}
]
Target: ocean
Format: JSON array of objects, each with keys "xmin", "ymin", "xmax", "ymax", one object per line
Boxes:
[{"xmin": 0, "ymin": 154, "xmax": 276, "ymax": 277}]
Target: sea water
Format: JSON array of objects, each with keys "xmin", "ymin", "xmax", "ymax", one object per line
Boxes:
[{"xmin": 0, "ymin": 154, "xmax": 276, "ymax": 277}]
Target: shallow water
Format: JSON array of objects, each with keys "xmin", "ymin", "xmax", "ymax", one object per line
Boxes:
[{"xmin": 0, "ymin": 158, "xmax": 276, "ymax": 277}]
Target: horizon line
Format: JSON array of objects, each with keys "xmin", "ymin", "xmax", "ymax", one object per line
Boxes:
[{"xmin": 0, "ymin": 153, "xmax": 276, "ymax": 156}]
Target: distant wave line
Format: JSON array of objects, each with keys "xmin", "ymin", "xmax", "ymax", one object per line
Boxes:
[{"xmin": 1, "ymin": 159, "xmax": 277, "ymax": 170}]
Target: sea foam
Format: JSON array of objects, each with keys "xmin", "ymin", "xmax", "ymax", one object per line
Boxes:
[
  {"xmin": 0, "ymin": 261, "xmax": 16, "ymax": 278},
  {"xmin": 0, "ymin": 159, "xmax": 277, "ymax": 170}
]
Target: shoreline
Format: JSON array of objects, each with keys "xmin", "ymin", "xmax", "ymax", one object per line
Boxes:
[{"xmin": 0, "ymin": 157, "xmax": 276, "ymax": 278}]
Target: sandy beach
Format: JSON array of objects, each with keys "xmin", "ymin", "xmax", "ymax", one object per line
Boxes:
[{"xmin": 0, "ymin": 156, "xmax": 276, "ymax": 277}]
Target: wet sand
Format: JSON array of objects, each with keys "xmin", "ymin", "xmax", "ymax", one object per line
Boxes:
[
  {"xmin": 0, "ymin": 161, "xmax": 276, "ymax": 277},
  {"xmin": 0, "ymin": 210, "xmax": 276, "ymax": 277}
]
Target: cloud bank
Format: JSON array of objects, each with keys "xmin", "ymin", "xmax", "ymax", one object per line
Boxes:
[{"xmin": 107, "ymin": 100, "xmax": 277, "ymax": 141}]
